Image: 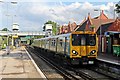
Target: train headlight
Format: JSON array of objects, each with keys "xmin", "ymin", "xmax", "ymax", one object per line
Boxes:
[
  {"xmin": 72, "ymin": 50, "xmax": 78, "ymax": 55},
  {"xmin": 89, "ymin": 50, "xmax": 96, "ymax": 55}
]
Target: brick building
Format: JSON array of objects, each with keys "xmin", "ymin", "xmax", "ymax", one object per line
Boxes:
[
  {"xmin": 59, "ymin": 10, "xmax": 120, "ymax": 53},
  {"xmin": 59, "ymin": 22, "xmax": 77, "ymax": 34},
  {"xmin": 75, "ymin": 10, "xmax": 120, "ymax": 53}
]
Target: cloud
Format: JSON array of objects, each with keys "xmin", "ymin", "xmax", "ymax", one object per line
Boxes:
[
  {"xmin": 3, "ymin": 0, "xmax": 120, "ymax": 2},
  {"xmin": 28, "ymin": 2, "xmax": 83, "ymax": 24},
  {"xmin": 19, "ymin": 2, "xmax": 116, "ymax": 31},
  {"xmin": 1, "ymin": 1, "xmax": 116, "ymax": 31},
  {"xmin": 100, "ymin": 2, "xmax": 114, "ymax": 10},
  {"xmin": 18, "ymin": 17, "xmax": 42, "ymax": 31},
  {"xmin": 81, "ymin": 2, "xmax": 93, "ymax": 9}
]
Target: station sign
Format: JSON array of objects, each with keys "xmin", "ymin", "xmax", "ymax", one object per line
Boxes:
[
  {"xmin": 12, "ymin": 35, "xmax": 18, "ymax": 38},
  {"xmin": 25, "ymin": 36, "xmax": 31, "ymax": 39},
  {"xmin": 20, "ymin": 37, "xmax": 27, "ymax": 41}
]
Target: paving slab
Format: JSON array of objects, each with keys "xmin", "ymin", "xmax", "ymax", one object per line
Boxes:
[
  {"xmin": 97, "ymin": 53, "xmax": 120, "ymax": 65},
  {"xmin": 0, "ymin": 47, "xmax": 46, "ymax": 78}
]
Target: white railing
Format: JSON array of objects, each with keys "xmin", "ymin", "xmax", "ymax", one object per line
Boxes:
[{"xmin": 0, "ymin": 31, "xmax": 45, "ymax": 36}]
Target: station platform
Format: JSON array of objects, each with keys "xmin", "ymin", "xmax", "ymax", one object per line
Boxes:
[
  {"xmin": 97, "ymin": 52, "xmax": 120, "ymax": 66},
  {"xmin": 0, "ymin": 46, "xmax": 46, "ymax": 78}
]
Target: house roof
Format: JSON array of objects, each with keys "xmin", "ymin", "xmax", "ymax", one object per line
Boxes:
[
  {"xmin": 94, "ymin": 10, "xmax": 108, "ymax": 19},
  {"xmin": 76, "ymin": 20, "xmax": 88, "ymax": 31},
  {"xmin": 91, "ymin": 19, "xmax": 115, "ymax": 32},
  {"xmin": 108, "ymin": 18, "xmax": 120, "ymax": 31},
  {"xmin": 74, "ymin": 17, "xmax": 86, "ymax": 31},
  {"xmin": 75, "ymin": 18, "xmax": 115, "ymax": 32},
  {"xmin": 97, "ymin": 22, "xmax": 113, "ymax": 35},
  {"xmin": 75, "ymin": 11, "xmax": 115, "ymax": 32}
]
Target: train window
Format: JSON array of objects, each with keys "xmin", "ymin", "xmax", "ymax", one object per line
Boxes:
[
  {"xmin": 51, "ymin": 40, "xmax": 53, "ymax": 46},
  {"xmin": 72, "ymin": 34, "xmax": 96, "ymax": 46},
  {"xmin": 113, "ymin": 33, "xmax": 120, "ymax": 45},
  {"xmin": 51, "ymin": 40, "xmax": 54, "ymax": 46},
  {"xmin": 72, "ymin": 34, "xmax": 81, "ymax": 46},
  {"xmin": 66, "ymin": 37, "xmax": 70, "ymax": 43},
  {"xmin": 58, "ymin": 37, "xmax": 65, "ymax": 47},
  {"xmin": 87, "ymin": 35, "xmax": 96, "ymax": 46},
  {"xmin": 59, "ymin": 39, "xmax": 63, "ymax": 46},
  {"xmin": 51, "ymin": 39, "xmax": 56, "ymax": 46}
]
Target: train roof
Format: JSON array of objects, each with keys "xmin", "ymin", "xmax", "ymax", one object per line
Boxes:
[
  {"xmin": 34, "ymin": 33, "xmax": 71, "ymax": 41},
  {"xmin": 34, "ymin": 31, "xmax": 96, "ymax": 41}
]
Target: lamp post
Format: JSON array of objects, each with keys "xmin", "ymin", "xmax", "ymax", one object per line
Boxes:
[
  {"xmin": 11, "ymin": 1, "xmax": 17, "ymax": 25},
  {"xmin": 1, "ymin": 1, "xmax": 17, "ymax": 47},
  {"xmin": 94, "ymin": 9, "xmax": 102, "ymax": 53}
]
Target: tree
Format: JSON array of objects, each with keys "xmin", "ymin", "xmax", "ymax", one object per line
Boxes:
[
  {"xmin": 52, "ymin": 22, "xmax": 57, "ymax": 35},
  {"xmin": 43, "ymin": 25, "xmax": 45, "ymax": 31},
  {"xmin": 90, "ymin": 25, "xmax": 95, "ymax": 32},
  {"xmin": 115, "ymin": 3, "xmax": 120, "ymax": 13},
  {"xmin": 2, "ymin": 28, "xmax": 9, "ymax": 31},
  {"xmin": 115, "ymin": 1, "xmax": 120, "ymax": 18},
  {"xmin": 45, "ymin": 20, "xmax": 53, "ymax": 24}
]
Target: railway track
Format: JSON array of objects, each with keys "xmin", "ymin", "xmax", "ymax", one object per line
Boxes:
[
  {"xmin": 26, "ymin": 46, "xmax": 115, "ymax": 80},
  {"xmin": 65, "ymin": 66, "xmax": 114, "ymax": 80},
  {"xmin": 90, "ymin": 60, "xmax": 120, "ymax": 80},
  {"xmin": 26, "ymin": 46, "xmax": 79, "ymax": 80}
]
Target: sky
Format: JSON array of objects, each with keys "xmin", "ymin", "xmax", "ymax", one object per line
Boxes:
[{"xmin": 0, "ymin": 0, "xmax": 119, "ymax": 31}]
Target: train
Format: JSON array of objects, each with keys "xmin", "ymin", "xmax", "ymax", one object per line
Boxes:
[{"xmin": 32, "ymin": 31, "xmax": 98, "ymax": 65}]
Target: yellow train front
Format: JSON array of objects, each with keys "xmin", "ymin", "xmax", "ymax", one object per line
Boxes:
[
  {"xmin": 32, "ymin": 31, "xmax": 98, "ymax": 65},
  {"xmin": 69, "ymin": 31, "xmax": 98, "ymax": 65}
]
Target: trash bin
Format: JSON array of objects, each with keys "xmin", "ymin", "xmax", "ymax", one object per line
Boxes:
[{"xmin": 113, "ymin": 45, "xmax": 120, "ymax": 56}]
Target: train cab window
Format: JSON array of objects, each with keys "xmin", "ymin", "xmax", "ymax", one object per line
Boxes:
[
  {"xmin": 72, "ymin": 34, "xmax": 81, "ymax": 46},
  {"xmin": 81, "ymin": 37, "xmax": 86, "ymax": 45},
  {"xmin": 87, "ymin": 35, "xmax": 96, "ymax": 46},
  {"xmin": 72, "ymin": 34, "xmax": 96, "ymax": 46}
]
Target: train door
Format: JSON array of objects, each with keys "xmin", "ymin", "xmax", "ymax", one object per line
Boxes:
[
  {"xmin": 80, "ymin": 35, "xmax": 87, "ymax": 56},
  {"xmin": 102, "ymin": 37, "xmax": 105, "ymax": 53},
  {"xmin": 108, "ymin": 37, "xmax": 112, "ymax": 53},
  {"xmin": 71, "ymin": 34, "xmax": 81, "ymax": 58},
  {"xmin": 56, "ymin": 38, "xmax": 58, "ymax": 53},
  {"xmin": 65, "ymin": 36, "xmax": 70, "ymax": 56},
  {"xmin": 64, "ymin": 37, "xmax": 67, "ymax": 54}
]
